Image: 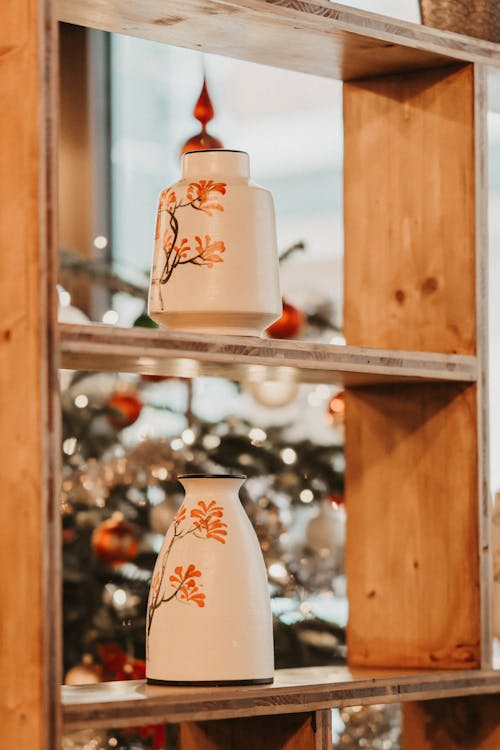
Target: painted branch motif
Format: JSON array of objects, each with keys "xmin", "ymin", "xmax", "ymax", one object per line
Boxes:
[
  {"xmin": 152, "ymin": 180, "xmax": 228, "ymax": 309},
  {"xmin": 147, "ymin": 500, "xmax": 228, "ymax": 637}
]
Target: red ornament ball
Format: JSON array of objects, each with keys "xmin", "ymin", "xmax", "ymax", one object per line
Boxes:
[
  {"xmin": 330, "ymin": 494, "xmax": 344, "ymax": 507},
  {"xmin": 107, "ymin": 390, "xmax": 143, "ymax": 429},
  {"xmin": 98, "ymin": 642, "xmax": 146, "ymax": 681},
  {"xmin": 92, "ymin": 514, "xmax": 138, "ymax": 567},
  {"xmin": 266, "ymin": 299, "xmax": 305, "ymax": 339},
  {"xmin": 327, "ymin": 390, "xmax": 345, "ymax": 427}
]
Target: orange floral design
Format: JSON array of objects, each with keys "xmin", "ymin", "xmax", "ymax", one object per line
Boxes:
[
  {"xmin": 169, "ymin": 564, "xmax": 205, "ymax": 608},
  {"xmin": 172, "ymin": 237, "xmax": 191, "ymax": 259},
  {"xmin": 192, "ymin": 235, "xmax": 225, "ymax": 267},
  {"xmin": 174, "ymin": 505, "xmax": 187, "ymax": 525},
  {"xmin": 155, "ymin": 190, "xmax": 177, "ymax": 239},
  {"xmin": 147, "ymin": 498, "xmax": 228, "ymax": 635},
  {"xmin": 191, "ymin": 500, "xmax": 228, "ymax": 544},
  {"xmin": 186, "ymin": 180, "xmax": 226, "ymax": 215},
  {"xmin": 153, "ymin": 181, "xmax": 228, "ymax": 301}
]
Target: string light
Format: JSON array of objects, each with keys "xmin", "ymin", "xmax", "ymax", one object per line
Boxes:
[
  {"xmin": 268, "ymin": 562, "xmax": 288, "ymax": 582},
  {"xmin": 300, "ymin": 489, "xmax": 314, "ymax": 503},
  {"xmin": 281, "ymin": 447, "xmax": 297, "ymax": 465},
  {"xmin": 249, "ymin": 427, "xmax": 267, "ymax": 443},
  {"xmin": 102, "ymin": 310, "xmax": 119, "ymax": 325},
  {"xmin": 93, "ymin": 235, "xmax": 108, "ymax": 250},
  {"xmin": 63, "ymin": 437, "xmax": 77, "ymax": 456},
  {"xmin": 181, "ymin": 428, "xmax": 196, "ymax": 445},
  {"xmin": 112, "ymin": 589, "xmax": 127, "ymax": 607},
  {"xmin": 202, "ymin": 434, "xmax": 221, "ymax": 449}
]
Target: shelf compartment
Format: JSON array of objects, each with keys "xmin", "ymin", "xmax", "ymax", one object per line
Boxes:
[
  {"xmin": 58, "ymin": 323, "xmax": 477, "ymax": 386},
  {"xmin": 62, "ymin": 665, "xmax": 500, "ymax": 730},
  {"xmin": 56, "ymin": 0, "xmax": 500, "ymax": 81}
]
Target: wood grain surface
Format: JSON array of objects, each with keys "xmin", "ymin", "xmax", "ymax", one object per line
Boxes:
[
  {"xmin": 473, "ymin": 64, "xmax": 492, "ymax": 669},
  {"xmin": 61, "ymin": 666, "xmax": 500, "ymax": 730},
  {"xmin": 403, "ymin": 696, "xmax": 500, "ymax": 749},
  {"xmin": 178, "ymin": 712, "xmax": 318, "ymax": 750},
  {"xmin": 344, "ymin": 64, "xmax": 476, "ymax": 355},
  {"xmin": 58, "ymin": 323, "xmax": 477, "ymax": 386},
  {"xmin": 345, "ymin": 384, "xmax": 480, "ymax": 669},
  {"xmin": 56, "ymin": 0, "xmax": 500, "ymax": 80},
  {"xmin": 0, "ymin": 0, "xmax": 60, "ymax": 748}
]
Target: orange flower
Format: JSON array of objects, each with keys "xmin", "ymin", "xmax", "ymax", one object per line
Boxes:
[
  {"xmin": 169, "ymin": 563, "xmax": 201, "ymax": 588},
  {"xmin": 169, "ymin": 564, "xmax": 205, "ymax": 608},
  {"xmin": 174, "ymin": 505, "xmax": 187, "ymax": 525},
  {"xmin": 194, "ymin": 235, "xmax": 225, "ymax": 267},
  {"xmin": 186, "ymin": 180, "xmax": 226, "ymax": 215},
  {"xmin": 173, "ymin": 237, "xmax": 191, "ymax": 259},
  {"xmin": 191, "ymin": 500, "xmax": 228, "ymax": 544},
  {"xmin": 178, "ymin": 582, "xmax": 206, "ymax": 608},
  {"xmin": 158, "ymin": 189, "xmax": 177, "ymax": 210}
]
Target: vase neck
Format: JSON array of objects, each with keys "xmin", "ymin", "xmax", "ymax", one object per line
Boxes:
[
  {"xmin": 181, "ymin": 150, "xmax": 250, "ymax": 180},
  {"xmin": 178, "ymin": 475, "xmax": 245, "ymax": 499}
]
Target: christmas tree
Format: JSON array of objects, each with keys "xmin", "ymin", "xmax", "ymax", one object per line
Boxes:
[{"xmin": 61, "ymin": 359, "xmax": 347, "ymax": 680}]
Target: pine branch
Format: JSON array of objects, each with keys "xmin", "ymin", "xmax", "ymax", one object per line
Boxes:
[{"xmin": 60, "ymin": 248, "xmax": 149, "ymax": 300}]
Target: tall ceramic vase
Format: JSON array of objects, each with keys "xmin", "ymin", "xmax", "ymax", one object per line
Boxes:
[
  {"xmin": 146, "ymin": 474, "xmax": 274, "ymax": 685},
  {"xmin": 148, "ymin": 149, "xmax": 282, "ymax": 337}
]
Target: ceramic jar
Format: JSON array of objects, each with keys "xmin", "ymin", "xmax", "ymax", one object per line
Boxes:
[
  {"xmin": 146, "ymin": 474, "xmax": 274, "ymax": 685},
  {"xmin": 148, "ymin": 149, "xmax": 282, "ymax": 337}
]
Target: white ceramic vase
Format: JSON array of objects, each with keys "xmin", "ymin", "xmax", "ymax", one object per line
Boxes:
[
  {"xmin": 148, "ymin": 149, "xmax": 282, "ymax": 337},
  {"xmin": 146, "ymin": 474, "xmax": 274, "ymax": 685}
]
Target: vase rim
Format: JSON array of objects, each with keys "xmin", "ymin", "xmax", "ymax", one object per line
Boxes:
[
  {"xmin": 183, "ymin": 149, "xmax": 248, "ymax": 156},
  {"xmin": 178, "ymin": 473, "xmax": 247, "ymax": 480}
]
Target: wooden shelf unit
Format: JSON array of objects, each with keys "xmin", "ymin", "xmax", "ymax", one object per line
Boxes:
[
  {"xmin": 56, "ymin": 0, "xmax": 500, "ymax": 79},
  {"xmin": 2, "ymin": 0, "xmax": 500, "ymax": 748},
  {"xmin": 62, "ymin": 666, "xmax": 500, "ymax": 732},
  {"xmin": 59, "ymin": 323, "xmax": 478, "ymax": 386}
]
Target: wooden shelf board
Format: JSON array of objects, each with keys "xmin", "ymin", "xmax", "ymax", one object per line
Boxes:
[
  {"xmin": 58, "ymin": 323, "xmax": 477, "ymax": 386},
  {"xmin": 56, "ymin": 0, "xmax": 500, "ymax": 80},
  {"xmin": 62, "ymin": 665, "xmax": 500, "ymax": 730}
]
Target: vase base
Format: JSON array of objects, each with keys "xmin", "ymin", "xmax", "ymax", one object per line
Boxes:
[
  {"xmin": 149, "ymin": 310, "xmax": 281, "ymax": 338},
  {"xmin": 146, "ymin": 676, "xmax": 274, "ymax": 686}
]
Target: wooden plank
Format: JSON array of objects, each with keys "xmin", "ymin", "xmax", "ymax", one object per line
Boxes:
[
  {"xmin": 178, "ymin": 712, "xmax": 318, "ymax": 749},
  {"xmin": 344, "ymin": 64, "xmax": 476, "ymax": 355},
  {"xmin": 55, "ymin": 0, "xmax": 500, "ymax": 80},
  {"xmin": 345, "ymin": 386, "xmax": 481, "ymax": 667},
  {"xmin": 402, "ymin": 696, "xmax": 500, "ymax": 749},
  {"xmin": 345, "ymin": 384, "xmax": 480, "ymax": 669},
  {"xmin": 61, "ymin": 666, "xmax": 500, "ymax": 731},
  {"xmin": 343, "ymin": 63, "xmax": 489, "ymax": 671},
  {"xmin": 0, "ymin": 0, "xmax": 60, "ymax": 748},
  {"xmin": 58, "ymin": 323, "xmax": 477, "ymax": 386},
  {"xmin": 474, "ymin": 64, "xmax": 492, "ymax": 669},
  {"xmin": 313, "ymin": 709, "xmax": 333, "ymax": 750}
]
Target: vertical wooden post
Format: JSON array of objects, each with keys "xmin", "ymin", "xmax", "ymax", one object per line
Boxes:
[
  {"xmin": 0, "ymin": 1, "xmax": 60, "ymax": 748},
  {"xmin": 343, "ymin": 60, "xmax": 490, "ymax": 745},
  {"xmin": 343, "ymin": 63, "xmax": 487, "ymax": 670}
]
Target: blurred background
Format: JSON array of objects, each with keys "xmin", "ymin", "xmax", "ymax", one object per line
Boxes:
[{"xmin": 59, "ymin": 0, "xmax": 500, "ymax": 747}]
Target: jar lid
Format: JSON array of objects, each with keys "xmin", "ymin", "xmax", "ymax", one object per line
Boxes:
[
  {"xmin": 181, "ymin": 150, "xmax": 250, "ymax": 179},
  {"xmin": 178, "ymin": 473, "xmax": 247, "ymax": 480}
]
